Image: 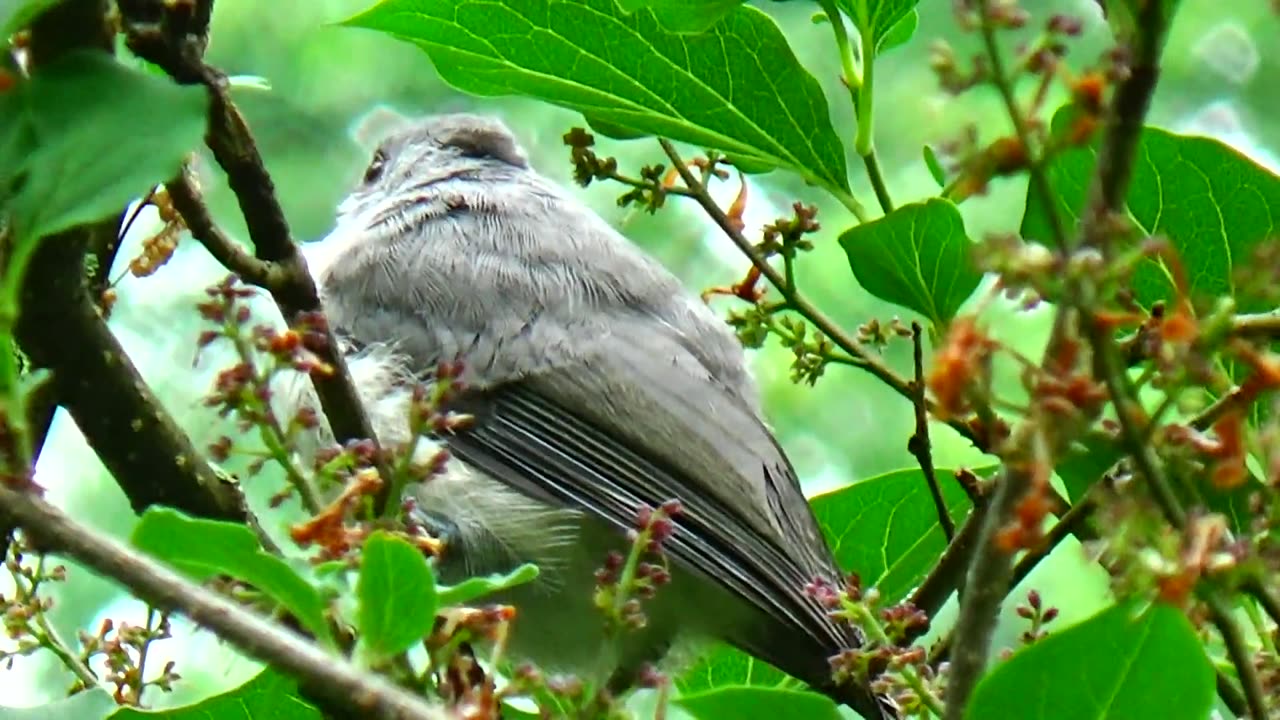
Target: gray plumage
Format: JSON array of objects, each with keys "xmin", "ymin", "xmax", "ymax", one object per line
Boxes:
[{"xmin": 293, "ymin": 113, "xmax": 893, "ymax": 718}]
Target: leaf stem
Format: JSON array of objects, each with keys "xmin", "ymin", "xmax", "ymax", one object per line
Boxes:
[{"xmin": 818, "ymin": 0, "xmax": 894, "ymax": 215}]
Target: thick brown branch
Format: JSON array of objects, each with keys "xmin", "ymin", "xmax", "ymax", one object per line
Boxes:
[
  {"xmin": 0, "ymin": 482, "xmax": 447, "ymax": 720},
  {"xmin": 12, "ymin": 0, "xmax": 268, "ymax": 535}
]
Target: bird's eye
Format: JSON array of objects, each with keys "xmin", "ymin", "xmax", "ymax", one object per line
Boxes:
[{"xmin": 363, "ymin": 150, "xmax": 387, "ymax": 184}]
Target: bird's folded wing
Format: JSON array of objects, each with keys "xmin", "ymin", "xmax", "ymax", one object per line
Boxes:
[{"xmin": 440, "ymin": 317, "xmax": 847, "ymax": 655}]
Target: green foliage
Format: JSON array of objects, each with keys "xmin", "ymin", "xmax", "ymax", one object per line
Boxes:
[
  {"xmin": 839, "ymin": 198, "xmax": 981, "ymax": 329},
  {"xmin": 131, "ymin": 508, "xmax": 336, "ymax": 648},
  {"xmin": 0, "ymin": 0, "xmax": 57, "ymax": 37},
  {"xmin": 355, "ymin": 531, "xmax": 438, "ymax": 662},
  {"xmin": 811, "ymin": 466, "xmax": 982, "ymax": 603},
  {"xmin": 676, "ymin": 686, "xmax": 842, "ymax": 720},
  {"xmin": 836, "ymin": 0, "xmax": 919, "ymax": 51},
  {"xmin": 1023, "ymin": 109, "xmax": 1280, "ymax": 312},
  {"xmin": 341, "ymin": 0, "xmax": 852, "ymax": 195},
  {"xmin": 111, "ymin": 670, "xmax": 321, "ymax": 720},
  {"xmin": 437, "ymin": 563, "xmax": 539, "ymax": 607},
  {"xmin": 965, "ymin": 601, "xmax": 1214, "ymax": 720},
  {"xmin": 614, "ymin": 0, "xmax": 743, "ymax": 33},
  {"xmin": 0, "ymin": 51, "xmax": 206, "ymax": 242},
  {"xmin": 0, "ymin": 689, "xmax": 116, "ymax": 720},
  {"xmin": 677, "ymin": 647, "xmax": 790, "ymax": 696}
]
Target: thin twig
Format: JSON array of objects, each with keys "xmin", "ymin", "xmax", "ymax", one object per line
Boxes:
[
  {"xmin": 165, "ymin": 169, "xmax": 283, "ymax": 290},
  {"xmin": 0, "ymin": 482, "xmax": 447, "ymax": 720},
  {"xmin": 657, "ymin": 138, "xmax": 972, "ymax": 445},
  {"xmin": 974, "ymin": 0, "xmax": 1067, "ymax": 250},
  {"xmin": 121, "ymin": 0, "xmax": 397, "ymax": 512},
  {"xmin": 1231, "ymin": 312, "xmax": 1280, "ymax": 339},
  {"xmin": 1009, "ymin": 490, "xmax": 1098, "ymax": 590},
  {"xmin": 910, "ymin": 321, "xmax": 952, "ymax": 541},
  {"xmin": 1207, "ymin": 596, "xmax": 1269, "ymax": 719},
  {"xmin": 906, "ymin": 494, "xmax": 990, "ymax": 628}
]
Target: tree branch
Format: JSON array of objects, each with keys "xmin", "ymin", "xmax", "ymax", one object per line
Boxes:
[
  {"xmin": 910, "ymin": 321, "xmax": 952, "ymax": 541},
  {"xmin": 120, "ymin": 0, "xmax": 397, "ymax": 512},
  {"xmin": 12, "ymin": 0, "xmax": 268, "ymax": 536},
  {"xmin": 0, "ymin": 482, "xmax": 447, "ymax": 720}
]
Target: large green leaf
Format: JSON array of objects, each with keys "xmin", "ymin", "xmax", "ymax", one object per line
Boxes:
[
  {"xmin": 0, "ymin": 51, "xmax": 206, "ymax": 241},
  {"xmin": 436, "ymin": 563, "xmax": 538, "ymax": 607},
  {"xmin": 0, "ymin": 689, "xmax": 116, "ymax": 720},
  {"xmin": 1022, "ymin": 110, "xmax": 1280, "ymax": 313},
  {"xmin": 836, "ymin": 0, "xmax": 919, "ymax": 52},
  {"xmin": 356, "ymin": 532, "xmax": 438, "ymax": 662},
  {"xmin": 131, "ymin": 508, "xmax": 335, "ymax": 648},
  {"xmin": 0, "ymin": 0, "xmax": 58, "ymax": 36},
  {"xmin": 839, "ymin": 198, "xmax": 982, "ymax": 328},
  {"xmin": 112, "ymin": 670, "xmax": 322, "ymax": 719},
  {"xmin": 966, "ymin": 601, "xmax": 1213, "ymax": 720},
  {"xmin": 676, "ymin": 687, "xmax": 841, "ymax": 720},
  {"xmin": 615, "ymin": 0, "xmax": 743, "ymax": 33},
  {"xmin": 810, "ymin": 466, "xmax": 982, "ymax": 603},
  {"xmin": 676, "ymin": 645, "xmax": 791, "ymax": 695},
  {"xmin": 341, "ymin": 0, "xmax": 851, "ymax": 194}
]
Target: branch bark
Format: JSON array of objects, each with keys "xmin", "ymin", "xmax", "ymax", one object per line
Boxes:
[
  {"xmin": 0, "ymin": 481, "xmax": 447, "ymax": 720},
  {"xmin": 120, "ymin": 0, "xmax": 396, "ymax": 511},
  {"xmin": 13, "ymin": 0, "xmax": 261, "ymax": 531}
]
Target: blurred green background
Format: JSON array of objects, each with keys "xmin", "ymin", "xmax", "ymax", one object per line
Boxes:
[{"xmin": 9, "ymin": 0, "xmax": 1279, "ymax": 712}]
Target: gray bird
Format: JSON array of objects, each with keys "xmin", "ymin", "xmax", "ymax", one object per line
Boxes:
[{"xmin": 293, "ymin": 113, "xmax": 893, "ymax": 719}]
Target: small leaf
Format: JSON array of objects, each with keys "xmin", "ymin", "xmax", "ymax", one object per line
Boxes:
[
  {"xmin": 922, "ymin": 144, "xmax": 947, "ymax": 187},
  {"xmin": 877, "ymin": 8, "xmax": 918, "ymax": 52},
  {"xmin": 966, "ymin": 601, "xmax": 1214, "ymax": 720},
  {"xmin": 437, "ymin": 563, "xmax": 538, "ymax": 607},
  {"xmin": 0, "ymin": 0, "xmax": 58, "ymax": 36},
  {"xmin": 839, "ymin": 198, "xmax": 982, "ymax": 328},
  {"xmin": 676, "ymin": 645, "xmax": 790, "ymax": 695},
  {"xmin": 356, "ymin": 531, "xmax": 438, "ymax": 661},
  {"xmin": 112, "ymin": 669, "xmax": 322, "ymax": 719},
  {"xmin": 677, "ymin": 687, "xmax": 840, "ymax": 720},
  {"xmin": 615, "ymin": 0, "xmax": 745, "ymax": 33},
  {"xmin": 0, "ymin": 51, "xmax": 206, "ymax": 242},
  {"xmin": 341, "ymin": 0, "xmax": 851, "ymax": 194},
  {"xmin": 810, "ymin": 466, "xmax": 985, "ymax": 603},
  {"xmin": 131, "ymin": 508, "xmax": 335, "ymax": 648},
  {"xmin": 0, "ymin": 689, "xmax": 116, "ymax": 720},
  {"xmin": 837, "ymin": 0, "xmax": 920, "ymax": 53},
  {"xmin": 1022, "ymin": 108, "xmax": 1280, "ymax": 313}
]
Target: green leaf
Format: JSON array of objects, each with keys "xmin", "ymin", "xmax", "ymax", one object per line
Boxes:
[
  {"xmin": 810, "ymin": 466, "xmax": 983, "ymax": 603},
  {"xmin": 0, "ymin": 689, "xmax": 116, "ymax": 720},
  {"xmin": 1022, "ymin": 109, "xmax": 1280, "ymax": 313},
  {"xmin": 1055, "ymin": 435, "xmax": 1123, "ymax": 502},
  {"xmin": 676, "ymin": 645, "xmax": 790, "ymax": 695},
  {"xmin": 877, "ymin": 8, "xmax": 917, "ymax": 52},
  {"xmin": 437, "ymin": 563, "xmax": 539, "ymax": 607},
  {"xmin": 615, "ymin": 0, "xmax": 744, "ymax": 33},
  {"xmin": 837, "ymin": 0, "xmax": 919, "ymax": 53},
  {"xmin": 966, "ymin": 601, "xmax": 1214, "ymax": 720},
  {"xmin": 356, "ymin": 531, "xmax": 438, "ymax": 661},
  {"xmin": 839, "ymin": 198, "xmax": 982, "ymax": 328},
  {"xmin": 0, "ymin": 0, "xmax": 58, "ymax": 36},
  {"xmin": 112, "ymin": 669, "xmax": 322, "ymax": 719},
  {"xmin": 677, "ymin": 687, "xmax": 841, "ymax": 720},
  {"xmin": 922, "ymin": 144, "xmax": 946, "ymax": 187},
  {"xmin": 0, "ymin": 51, "xmax": 206, "ymax": 241},
  {"xmin": 341, "ymin": 0, "xmax": 851, "ymax": 194},
  {"xmin": 131, "ymin": 508, "xmax": 335, "ymax": 648}
]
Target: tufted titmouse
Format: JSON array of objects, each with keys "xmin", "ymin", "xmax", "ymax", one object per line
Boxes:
[{"xmin": 293, "ymin": 113, "xmax": 893, "ymax": 718}]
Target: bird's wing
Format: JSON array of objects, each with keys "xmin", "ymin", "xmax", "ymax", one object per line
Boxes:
[{"xmin": 439, "ymin": 315, "xmax": 851, "ymax": 664}]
